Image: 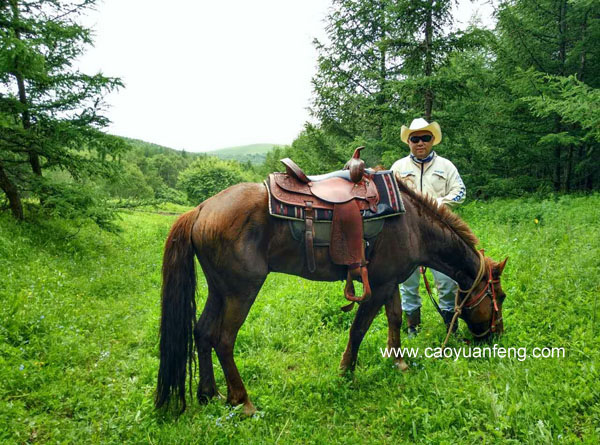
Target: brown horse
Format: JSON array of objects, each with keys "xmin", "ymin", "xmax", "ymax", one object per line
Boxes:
[{"xmin": 155, "ymin": 177, "xmax": 508, "ymax": 415}]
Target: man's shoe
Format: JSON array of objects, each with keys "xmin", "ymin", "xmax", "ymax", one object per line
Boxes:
[
  {"xmin": 441, "ymin": 310, "xmax": 458, "ymax": 333},
  {"xmin": 406, "ymin": 308, "xmax": 421, "ymax": 338},
  {"xmin": 407, "ymin": 325, "xmax": 419, "ymax": 338}
]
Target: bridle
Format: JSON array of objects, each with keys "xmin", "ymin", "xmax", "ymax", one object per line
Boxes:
[{"xmin": 441, "ymin": 250, "xmax": 502, "ymax": 348}]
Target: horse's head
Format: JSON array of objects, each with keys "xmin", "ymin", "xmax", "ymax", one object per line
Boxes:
[{"xmin": 459, "ymin": 256, "xmax": 508, "ymax": 340}]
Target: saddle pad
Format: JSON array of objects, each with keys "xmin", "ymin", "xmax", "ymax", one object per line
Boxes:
[
  {"xmin": 266, "ymin": 170, "xmax": 404, "ymax": 221},
  {"xmin": 288, "ymin": 219, "xmax": 385, "ymax": 246}
]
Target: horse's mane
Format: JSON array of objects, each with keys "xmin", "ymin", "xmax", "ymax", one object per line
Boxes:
[{"xmin": 393, "ymin": 172, "xmax": 479, "ymax": 249}]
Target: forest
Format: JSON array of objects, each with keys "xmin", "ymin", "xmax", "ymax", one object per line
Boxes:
[{"xmin": 1, "ymin": 0, "xmax": 599, "ymax": 228}]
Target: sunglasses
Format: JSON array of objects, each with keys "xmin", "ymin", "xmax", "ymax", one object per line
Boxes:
[{"xmin": 409, "ymin": 135, "xmax": 433, "ymax": 143}]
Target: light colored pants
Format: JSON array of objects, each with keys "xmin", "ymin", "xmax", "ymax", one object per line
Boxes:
[{"xmin": 400, "ymin": 268, "xmax": 458, "ymax": 315}]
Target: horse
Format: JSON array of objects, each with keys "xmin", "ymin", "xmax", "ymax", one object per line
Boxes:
[{"xmin": 155, "ymin": 176, "xmax": 508, "ymax": 415}]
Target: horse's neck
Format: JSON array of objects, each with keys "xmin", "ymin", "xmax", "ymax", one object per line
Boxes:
[{"xmin": 415, "ymin": 211, "xmax": 481, "ymax": 290}]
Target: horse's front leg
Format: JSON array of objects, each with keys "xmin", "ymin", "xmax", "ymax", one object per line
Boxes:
[
  {"xmin": 384, "ymin": 286, "xmax": 409, "ymax": 371},
  {"xmin": 340, "ymin": 281, "xmax": 396, "ymax": 373}
]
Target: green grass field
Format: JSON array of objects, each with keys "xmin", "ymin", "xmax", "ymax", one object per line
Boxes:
[{"xmin": 1, "ymin": 195, "xmax": 599, "ymax": 443}]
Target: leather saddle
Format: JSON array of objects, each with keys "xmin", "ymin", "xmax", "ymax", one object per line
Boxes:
[{"xmin": 268, "ymin": 147, "xmax": 380, "ymax": 303}]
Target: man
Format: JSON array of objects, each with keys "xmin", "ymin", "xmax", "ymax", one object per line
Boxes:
[{"xmin": 390, "ymin": 118, "xmax": 466, "ymax": 337}]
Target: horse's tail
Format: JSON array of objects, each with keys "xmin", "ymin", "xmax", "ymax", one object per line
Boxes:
[{"xmin": 155, "ymin": 205, "xmax": 201, "ymax": 411}]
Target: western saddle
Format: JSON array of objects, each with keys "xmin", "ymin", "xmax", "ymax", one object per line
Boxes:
[{"xmin": 268, "ymin": 147, "xmax": 380, "ymax": 303}]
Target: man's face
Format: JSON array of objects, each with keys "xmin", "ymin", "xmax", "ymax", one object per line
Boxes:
[{"xmin": 408, "ymin": 130, "xmax": 434, "ymax": 159}]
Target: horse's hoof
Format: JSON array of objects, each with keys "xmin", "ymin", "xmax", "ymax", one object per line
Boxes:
[
  {"xmin": 339, "ymin": 353, "xmax": 355, "ymax": 375},
  {"xmin": 198, "ymin": 388, "xmax": 219, "ymax": 404},
  {"xmin": 242, "ymin": 401, "xmax": 257, "ymax": 417},
  {"xmin": 394, "ymin": 359, "xmax": 409, "ymax": 372},
  {"xmin": 339, "ymin": 364, "xmax": 355, "ymax": 378}
]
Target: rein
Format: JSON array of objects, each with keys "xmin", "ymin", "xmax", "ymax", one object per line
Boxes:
[
  {"xmin": 441, "ymin": 250, "xmax": 501, "ymax": 348},
  {"xmin": 420, "ymin": 267, "xmax": 444, "ymax": 318}
]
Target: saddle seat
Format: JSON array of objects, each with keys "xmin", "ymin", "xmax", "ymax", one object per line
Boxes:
[{"xmin": 269, "ymin": 147, "xmax": 380, "ymax": 304}]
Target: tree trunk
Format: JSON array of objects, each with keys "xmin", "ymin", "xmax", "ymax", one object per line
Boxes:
[
  {"xmin": 374, "ymin": 0, "xmax": 387, "ymax": 140},
  {"xmin": 10, "ymin": 0, "xmax": 42, "ymax": 177},
  {"xmin": 558, "ymin": 0, "xmax": 567, "ymax": 77},
  {"xmin": 565, "ymin": 145, "xmax": 573, "ymax": 192},
  {"xmin": 553, "ymin": 146, "xmax": 562, "ymax": 191},
  {"xmin": 423, "ymin": 0, "xmax": 434, "ymax": 121},
  {"xmin": 0, "ymin": 162, "xmax": 24, "ymax": 220},
  {"xmin": 577, "ymin": 9, "xmax": 589, "ymax": 82},
  {"xmin": 375, "ymin": 44, "xmax": 386, "ymax": 140},
  {"xmin": 553, "ymin": 0, "xmax": 567, "ymax": 192}
]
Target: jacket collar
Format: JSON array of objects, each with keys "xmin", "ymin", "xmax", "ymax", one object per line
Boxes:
[{"xmin": 410, "ymin": 151, "xmax": 436, "ymax": 165}]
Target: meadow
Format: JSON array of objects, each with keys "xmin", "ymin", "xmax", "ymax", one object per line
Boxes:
[{"xmin": 1, "ymin": 194, "xmax": 599, "ymax": 444}]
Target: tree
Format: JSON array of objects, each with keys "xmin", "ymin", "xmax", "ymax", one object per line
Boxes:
[
  {"xmin": 311, "ymin": 0, "xmax": 406, "ymax": 146},
  {"xmin": 177, "ymin": 157, "xmax": 254, "ymax": 204},
  {"xmin": 0, "ymin": 0, "xmax": 123, "ymax": 223},
  {"xmin": 391, "ymin": 0, "xmax": 491, "ymax": 121},
  {"xmin": 494, "ymin": 0, "xmax": 600, "ymax": 191},
  {"xmin": 310, "ymin": 0, "xmax": 489, "ymax": 167}
]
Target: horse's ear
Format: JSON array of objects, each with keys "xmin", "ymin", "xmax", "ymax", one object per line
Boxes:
[{"xmin": 498, "ymin": 257, "xmax": 508, "ymax": 274}]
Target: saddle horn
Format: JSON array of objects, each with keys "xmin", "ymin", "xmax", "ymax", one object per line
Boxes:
[{"xmin": 344, "ymin": 146, "xmax": 366, "ymax": 184}]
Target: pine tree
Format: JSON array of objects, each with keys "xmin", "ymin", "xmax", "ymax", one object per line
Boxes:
[
  {"xmin": 495, "ymin": 0, "xmax": 600, "ymax": 191},
  {"xmin": 0, "ymin": 0, "xmax": 123, "ymax": 222},
  {"xmin": 311, "ymin": 0, "xmax": 405, "ymax": 143},
  {"xmin": 309, "ymin": 0, "xmax": 488, "ymax": 166}
]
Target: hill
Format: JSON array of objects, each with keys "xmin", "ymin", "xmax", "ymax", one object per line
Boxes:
[
  {"xmin": 205, "ymin": 143, "xmax": 281, "ymax": 164},
  {"xmin": 119, "ymin": 137, "xmax": 200, "ymax": 158},
  {"xmin": 118, "ymin": 137, "xmax": 279, "ymax": 165}
]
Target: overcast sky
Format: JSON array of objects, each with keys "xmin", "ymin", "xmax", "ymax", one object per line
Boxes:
[{"xmin": 78, "ymin": 0, "xmax": 495, "ymax": 152}]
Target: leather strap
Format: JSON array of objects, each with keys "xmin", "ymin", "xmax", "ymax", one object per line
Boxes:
[
  {"xmin": 343, "ymin": 264, "xmax": 372, "ymax": 302},
  {"xmin": 304, "ymin": 201, "xmax": 316, "ymax": 272}
]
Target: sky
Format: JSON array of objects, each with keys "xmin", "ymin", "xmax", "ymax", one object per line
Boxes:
[{"xmin": 78, "ymin": 0, "xmax": 495, "ymax": 152}]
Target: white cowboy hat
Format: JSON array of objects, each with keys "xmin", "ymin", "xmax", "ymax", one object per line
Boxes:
[{"xmin": 401, "ymin": 118, "xmax": 442, "ymax": 146}]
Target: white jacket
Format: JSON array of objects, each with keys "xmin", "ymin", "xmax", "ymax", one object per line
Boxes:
[{"xmin": 390, "ymin": 152, "xmax": 466, "ymax": 208}]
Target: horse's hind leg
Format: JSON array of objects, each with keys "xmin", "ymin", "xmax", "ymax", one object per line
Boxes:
[
  {"xmin": 340, "ymin": 281, "xmax": 396, "ymax": 373},
  {"xmin": 384, "ymin": 286, "xmax": 409, "ymax": 371},
  {"xmin": 194, "ymin": 289, "xmax": 223, "ymax": 402},
  {"xmin": 213, "ymin": 280, "xmax": 265, "ymax": 416}
]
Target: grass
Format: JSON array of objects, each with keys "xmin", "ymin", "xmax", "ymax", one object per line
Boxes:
[{"xmin": 1, "ymin": 194, "xmax": 599, "ymax": 443}]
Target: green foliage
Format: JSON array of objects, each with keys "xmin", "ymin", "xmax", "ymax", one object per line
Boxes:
[
  {"xmin": 301, "ymin": 0, "xmax": 600, "ymax": 195},
  {"xmin": 523, "ymin": 73, "xmax": 600, "ymax": 143},
  {"xmin": 488, "ymin": 0, "xmax": 600, "ymax": 191},
  {"xmin": 311, "ymin": 0, "xmax": 487, "ymax": 153},
  {"xmin": 104, "ymin": 163, "xmax": 154, "ymax": 201},
  {"xmin": 0, "ymin": 0, "xmax": 124, "ymax": 223},
  {"xmin": 1, "ymin": 196, "xmax": 599, "ymax": 442},
  {"xmin": 34, "ymin": 180, "xmax": 121, "ymax": 232},
  {"xmin": 177, "ymin": 157, "xmax": 256, "ymax": 204},
  {"xmin": 100, "ymin": 138, "xmax": 267, "ymax": 207},
  {"xmin": 153, "ymin": 185, "xmax": 188, "ymax": 205}
]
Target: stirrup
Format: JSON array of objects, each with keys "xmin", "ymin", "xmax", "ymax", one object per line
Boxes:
[{"xmin": 343, "ymin": 265, "xmax": 371, "ymax": 302}]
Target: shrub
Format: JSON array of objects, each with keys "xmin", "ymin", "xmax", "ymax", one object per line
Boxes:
[{"xmin": 177, "ymin": 157, "xmax": 251, "ymax": 204}]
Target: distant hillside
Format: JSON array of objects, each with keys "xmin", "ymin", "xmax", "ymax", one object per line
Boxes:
[
  {"xmin": 118, "ymin": 138, "xmax": 279, "ymax": 165},
  {"xmin": 119, "ymin": 136, "xmax": 201, "ymax": 158},
  {"xmin": 207, "ymin": 143, "xmax": 277, "ymax": 156},
  {"xmin": 205, "ymin": 143, "xmax": 280, "ymax": 165}
]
